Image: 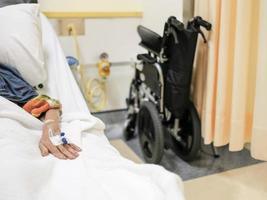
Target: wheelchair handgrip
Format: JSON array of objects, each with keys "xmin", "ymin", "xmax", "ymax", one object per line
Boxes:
[
  {"xmin": 196, "ymin": 16, "xmax": 212, "ymax": 31},
  {"xmin": 168, "ymin": 16, "xmax": 184, "ymax": 31}
]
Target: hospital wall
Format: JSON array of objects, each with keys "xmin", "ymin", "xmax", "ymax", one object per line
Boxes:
[{"xmin": 48, "ymin": 0, "xmax": 183, "ymax": 111}]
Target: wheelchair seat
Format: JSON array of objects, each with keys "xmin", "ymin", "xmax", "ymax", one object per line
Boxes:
[{"xmin": 137, "ymin": 25, "xmax": 162, "ymax": 55}]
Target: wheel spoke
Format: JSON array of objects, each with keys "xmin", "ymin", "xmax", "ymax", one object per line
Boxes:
[
  {"xmin": 146, "ymin": 142, "xmax": 153, "ymax": 154},
  {"xmin": 140, "ymin": 132, "xmax": 149, "ymax": 144},
  {"xmin": 187, "ymin": 135, "xmax": 193, "ymax": 149},
  {"xmin": 149, "ymin": 118, "xmax": 155, "ymax": 140}
]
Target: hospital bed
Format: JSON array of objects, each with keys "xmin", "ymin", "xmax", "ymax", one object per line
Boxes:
[{"xmin": 0, "ymin": 13, "xmax": 184, "ymax": 200}]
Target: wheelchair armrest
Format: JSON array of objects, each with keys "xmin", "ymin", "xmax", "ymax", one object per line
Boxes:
[
  {"xmin": 137, "ymin": 26, "xmax": 162, "ymax": 55},
  {"xmin": 137, "ymin": 54, "xmax": 157, "ymax": 64}
]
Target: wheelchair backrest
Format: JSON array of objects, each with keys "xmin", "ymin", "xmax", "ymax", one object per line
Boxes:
[
  {"xmin": 163, "ymin": 16, "xmax": 211, "ymax": 118},
  {"xmin": 136, "ymin": 16, "xmax": 211, "ymax": 118}
]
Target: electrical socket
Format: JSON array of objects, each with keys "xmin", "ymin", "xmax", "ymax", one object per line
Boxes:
[{"xmin": 58, "ymin": 19, "xmax": 85, "ymax": 36}]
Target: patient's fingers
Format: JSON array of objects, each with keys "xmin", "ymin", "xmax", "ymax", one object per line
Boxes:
[
  {"xmin": 39, "ymin": 143, "xmax": 49, "ymax": 157},
  {"xmin": 43, "ymin": 141, "xmax": 66, "ymax": 160},
  {"xmin": 57, "ymin": 145, "xmax": 77, "ymax": 159},
  {"xmin": 64, "ymin": 144, "xmax": 79, "ymax": 157},
  {"xmin": 69, "ymin": 144, "xmax": 82, "ymax": 152}
]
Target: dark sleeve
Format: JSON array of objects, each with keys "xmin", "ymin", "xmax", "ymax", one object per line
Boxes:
[{"xmin": 0, "ymin": 64, "xmax": 38, "ymax": 105}]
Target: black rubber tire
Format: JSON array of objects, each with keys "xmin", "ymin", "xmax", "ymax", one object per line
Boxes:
[
  {"xmin": 170, "ymin": 101, "xmax": 201, "ymax": 161},
  {"xmin": 123, "ymin": 80, "xmax": 138, "ymax": 141},
  {"xmin": 138, "ymin": 101, "xmax": 164, "ymax": 164}
]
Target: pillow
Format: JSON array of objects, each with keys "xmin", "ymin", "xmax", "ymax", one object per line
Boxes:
[
  {"xmin": 0, "ymin": 0, "xmax": 34, "ymax": 8},
  {"xmin": 0, "ymin": 4, "xmax": 46, "ymax": 87}
]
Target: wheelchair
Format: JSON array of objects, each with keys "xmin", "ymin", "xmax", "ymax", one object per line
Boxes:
[{"xmin": 124, "ymin": 16, "xmax": 212, "ymax": 164}]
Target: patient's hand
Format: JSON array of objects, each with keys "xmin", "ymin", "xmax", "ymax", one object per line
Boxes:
[{"xmin": 39, "ymin": 109, "xmax": 82, "ymax": 160}]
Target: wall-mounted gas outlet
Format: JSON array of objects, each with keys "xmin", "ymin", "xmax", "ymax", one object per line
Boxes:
[{"xmin": 58, "ymin": 19, "xmax": 85, "ymax": 36}]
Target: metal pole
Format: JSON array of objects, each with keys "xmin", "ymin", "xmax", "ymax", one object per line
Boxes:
[{"xmin": 183, "ymin": 0, "xmax": 195, "ymax": 23}]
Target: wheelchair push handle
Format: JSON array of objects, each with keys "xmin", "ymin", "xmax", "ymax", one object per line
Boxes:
[
  {"xmin": 164, "ymin": 16, "xmax": 185, "ymax": 44},
  {"xmin": 168, "ymin": 16, "xmax": 184, "ymax": 31},
  {"xmin": 195, "ymin": 16, "xmax": 212, "ymax": 31},
  {"xmin": 188, "ymin": 16, "xmax": 212, "ymax": 43}
]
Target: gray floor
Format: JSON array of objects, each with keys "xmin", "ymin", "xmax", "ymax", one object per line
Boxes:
[{"xmin": 94, "ymin": 110, "xmax": 261, "ymax": 181}]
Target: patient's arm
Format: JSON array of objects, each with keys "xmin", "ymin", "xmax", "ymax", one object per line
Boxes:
[{"xmin": 39, "ymin": 109, "xmax": 82, "ymax": 160}]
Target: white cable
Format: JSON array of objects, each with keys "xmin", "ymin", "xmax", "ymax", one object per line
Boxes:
[{"xmin": 69, "ymin": 25, "xmax": 107, "ymax": 111}]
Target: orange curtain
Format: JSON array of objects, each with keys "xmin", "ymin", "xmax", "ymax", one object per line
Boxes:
[{"xmin": 193, "ymin": 0, "xmax": 267, "ymax": 160}]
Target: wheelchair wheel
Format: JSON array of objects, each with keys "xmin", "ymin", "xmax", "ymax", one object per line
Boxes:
[
  {"xmin": 138, "ymin": 101, "xmax": 164, "ymax": 164},
  {"xmin": 123, "ymin": 80, "xmax": 138, "ymax": 141},
  {"xmin": 170, "ymin": 101, "xmax": 201, "ymax": 161}
]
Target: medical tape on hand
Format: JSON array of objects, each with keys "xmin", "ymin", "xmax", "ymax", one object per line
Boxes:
[
  {"xmin": 44, "ymin": 119, "xmax": 55, "ymax": 125},
  {"xmin": 48, "ymin": 129, "xmax": 71, "ymax": 146},
  {"xmin": 48, "ymin": 128, "xmax": 63, "ymax": 146}
]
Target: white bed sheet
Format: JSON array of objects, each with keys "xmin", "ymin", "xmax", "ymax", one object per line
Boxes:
[{"xmin": 0, "ymin": 14, "xmax": 184, "ymax": 200}]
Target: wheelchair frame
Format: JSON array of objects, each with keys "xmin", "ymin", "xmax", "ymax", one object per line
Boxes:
[{"xmin": 124, "ymin": 16, "xmax": 218, "ymax": 164}]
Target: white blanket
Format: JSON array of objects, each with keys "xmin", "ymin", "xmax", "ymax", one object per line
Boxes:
[{"xmin": 0, "ymin": 14, "xmax": 184, "ymax": 200}]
